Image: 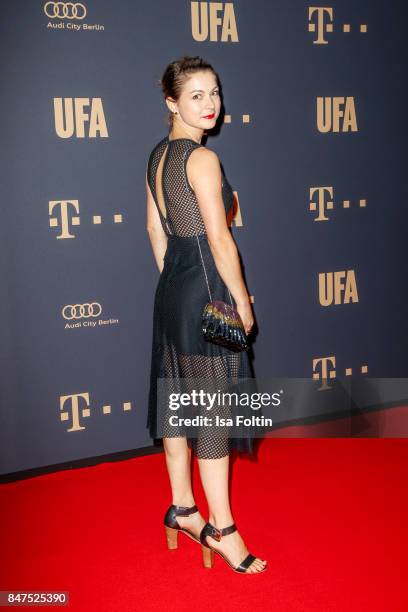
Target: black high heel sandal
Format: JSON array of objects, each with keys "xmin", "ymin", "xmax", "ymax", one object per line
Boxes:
[
  {"xmin": 200, "ymin": 521, "xmax": 267, "ymax": 574},
  {"xmin": 164, "ymin": 504, "xmax": 205, "ymax": 550}
]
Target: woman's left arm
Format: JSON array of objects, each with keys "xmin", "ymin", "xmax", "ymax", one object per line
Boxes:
[{"xmin": 146, "ymin": 168, "xmax": 168, "ymax": 273}]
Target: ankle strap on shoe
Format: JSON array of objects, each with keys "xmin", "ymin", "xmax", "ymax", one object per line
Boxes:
[
  {"xmin": 164, "ymin": 504, "xmax": 198, "ymax": 529},
  {"xmin": 200, "ymin": 521, "xmax": 237, "ymax": 544},
  {"xmin": 172, "ymin": 504, "xmax": 198, "ymax": 516}
]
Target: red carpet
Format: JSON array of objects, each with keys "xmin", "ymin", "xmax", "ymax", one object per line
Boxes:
[{"xmin": 1, "ymin": 438, "xmax": 407, "ymax": 611}]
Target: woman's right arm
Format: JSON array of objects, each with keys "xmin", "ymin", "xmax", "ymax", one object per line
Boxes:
[{"xmin": 187, "ymin": 147, "xmax": 254, "ymax": 334}]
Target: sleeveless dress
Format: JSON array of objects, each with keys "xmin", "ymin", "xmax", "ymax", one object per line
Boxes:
[{"xmin": 146, "ymin": 135, "xmax": 256, "ymax": 459}]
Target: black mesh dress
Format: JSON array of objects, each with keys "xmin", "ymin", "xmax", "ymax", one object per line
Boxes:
[{"xmin": 146, "ymin": 135, "xmax": 256, "ymax": 459}]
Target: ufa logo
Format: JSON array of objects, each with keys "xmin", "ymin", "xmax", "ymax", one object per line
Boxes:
[
  {"xmin": 54, "ymin": 98, "xmax": 108, "ymax": 138},
  {"xmin": 191, "ymin": 2, "xmax": 238, "ymax": 42},
  {"xmin": 316, "ymin": 97, "xmax": 357, "ymax": 132},
  {"xmin": 318, "ymin": 270, "xmax": 359, "ymax": 306}
]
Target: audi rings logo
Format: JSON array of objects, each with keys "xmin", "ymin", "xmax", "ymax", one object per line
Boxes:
[
  {"xmin": 62, "ymin": 303, "xmax": 102, "ymax": 320},
  {"xmin": 44, "ymin": 2, "xmax": 87, "ymax": 20}
]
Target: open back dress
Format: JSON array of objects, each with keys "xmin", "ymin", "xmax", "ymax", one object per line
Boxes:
[{"xmin": 146, "ymin": 135, "xmax": 256, "ymax": 459}]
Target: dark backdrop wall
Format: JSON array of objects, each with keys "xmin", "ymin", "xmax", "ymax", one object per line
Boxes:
[{"xmin": 1, "ymin": 1, "xmax": 407, "ymax": 476}]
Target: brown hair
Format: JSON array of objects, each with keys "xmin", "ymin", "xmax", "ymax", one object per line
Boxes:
[{"xmin": 159, "ymin": 56, "xmax": 221, "ymax": 127}]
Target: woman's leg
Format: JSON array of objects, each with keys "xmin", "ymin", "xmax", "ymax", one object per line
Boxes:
[
  {"xmin": 163, "ymin": 437, "xmax": 206, "ymax": 538},
  {"xmin": 198, "ymin": 454, "xmax": 267, "ymax": 573}
]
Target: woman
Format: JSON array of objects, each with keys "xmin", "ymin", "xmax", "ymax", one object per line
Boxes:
[{"xmin": 145, "ymin": 56, "xmax": 267, "ymax": 574}]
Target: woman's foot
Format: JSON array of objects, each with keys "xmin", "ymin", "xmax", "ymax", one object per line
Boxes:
[{"xmin": 204, "ymin": 523, "xmax": 266, "ymax": 573}]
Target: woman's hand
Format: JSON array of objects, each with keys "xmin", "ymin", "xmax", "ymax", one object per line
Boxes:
[{"xmin": 236, "ymin": 299, "xmax": 254, "ymax": 335}]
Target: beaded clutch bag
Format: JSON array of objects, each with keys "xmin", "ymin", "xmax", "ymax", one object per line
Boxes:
[{"xmin": 201, "ymin": 299, "xmax": 249, "ymax": 352}]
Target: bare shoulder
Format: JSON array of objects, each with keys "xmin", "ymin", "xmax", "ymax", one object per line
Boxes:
[{"xmin": 187, "ymin": 146, "xmax": 221, "ymax": 179}]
